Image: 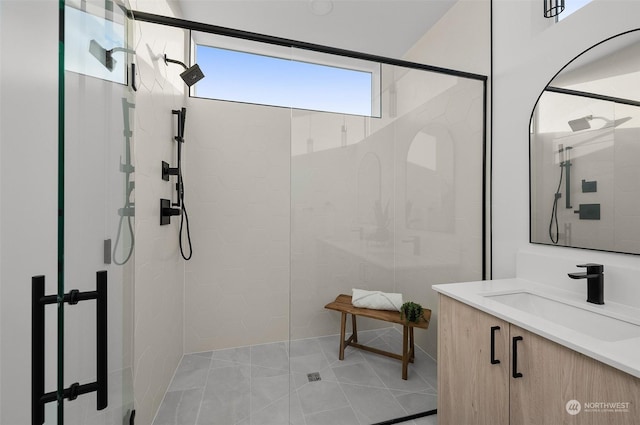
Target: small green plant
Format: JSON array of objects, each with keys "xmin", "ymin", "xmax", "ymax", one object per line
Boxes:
[{"xmin": 400, "ymin": 301, "xmax": 424, "ymax": 324}]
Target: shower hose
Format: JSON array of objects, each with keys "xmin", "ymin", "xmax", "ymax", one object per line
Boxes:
[
  {"xmin": 548, "ymin": 162, "xmax": 564, "ymax": 244},
  {"xmin": 179, "ymin": 168, "xmax": 193, "ymax": 260}
]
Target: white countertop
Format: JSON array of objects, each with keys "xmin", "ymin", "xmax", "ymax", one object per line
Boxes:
[{"xmin": 433, "ymin": 278, "xmax": 640, "ymax": 379}]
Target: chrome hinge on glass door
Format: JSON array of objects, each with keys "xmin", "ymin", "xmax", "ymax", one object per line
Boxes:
[{"xmin": 31, "ymin": 271, "xmax": 108, "ymax": 425}]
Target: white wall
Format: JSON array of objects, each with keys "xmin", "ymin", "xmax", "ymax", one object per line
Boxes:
[
  {"xmin": 404, "ymin": 0, "xmax": 491, "ymax": 76},
  {"xmin": 130, "ymin": 2, "xmax": 188, "ymax": 422},
  {"xmin": 492, "ymin": 0, "xmax": 640, "ymax": 280},
  {"xmin": 0, "ymin": 1, "xmax": 59, "ymax": 423},
  {"xmin": 183, "ymin": 99, "xmax": 291, "ymax": 353}
]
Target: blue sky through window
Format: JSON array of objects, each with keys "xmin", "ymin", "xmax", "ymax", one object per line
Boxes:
[
  {"xmin": 558, "ymin": 0, "xmax": 593, "ymax": 20},
  {"xmin": 195, "ymin": 45, "xmax": 374, "ymax": 116}
]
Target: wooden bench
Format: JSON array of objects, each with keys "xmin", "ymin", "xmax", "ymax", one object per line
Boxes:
[{"xmin": 324, "ymin": 294, "xmax": 431, "ymax": 380}]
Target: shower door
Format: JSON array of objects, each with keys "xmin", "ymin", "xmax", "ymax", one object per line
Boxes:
[{"xmin": 55, "ymin": 1, "xmax": 135, "ymax": 423}]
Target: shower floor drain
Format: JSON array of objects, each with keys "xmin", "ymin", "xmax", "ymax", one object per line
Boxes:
[{"xmin": 307, "ymin": 372, "xmax": 321, "ymax": 382}]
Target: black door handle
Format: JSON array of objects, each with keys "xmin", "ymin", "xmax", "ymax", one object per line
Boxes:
[
  {"xmin": 512, "ymin": 336, "xmax": 523, "ymax": 378},
  {"xmin": 31, "ymin": 272, "xmax": 108, "ymax": 425},
  {"xmin": 490, "ymin": 326, "xmax": 501, "ymax": 364}
]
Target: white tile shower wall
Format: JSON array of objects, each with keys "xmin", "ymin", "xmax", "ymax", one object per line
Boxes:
[
  {"xmin": 133, "ymin": 16, "xmax": 187, "ymax": 425},
  {"xmin": 183, "ymin": 98, "xmax": 291, "ymax": 353},
  {"xmin": 393, "ymin": 77, "xmax": 485, "ymax": 359},
  {"xmin": 400, "ymin": 0, "xmax": 489, "ymax": 359},
  {"xmin": 290, "ymin": 75, "xmax": 485, "ymax": 360},
  {"xmin": 1, "ymin": 2, "xmax": 59, "ymax": 423}
]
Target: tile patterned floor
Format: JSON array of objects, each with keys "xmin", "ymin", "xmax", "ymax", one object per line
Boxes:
[{"xmin": 153, "ymin": 328, "xmax": 438, "ymax": 425}]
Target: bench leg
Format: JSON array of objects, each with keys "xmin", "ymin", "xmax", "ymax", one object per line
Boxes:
[
  {"xmin": 351, "ymin": 314, "xmax": 358, "ymax": 343},
  {"xmin": 402, "ymin": 325, "xmax": 409, "ymax": 380},
  {"xmin": 339, "ymin": 312, "xmax": 347, "ymax": 360},
  {"xmin": 409, "ymin": 326, "xmax": 415, "ymax": 363}
]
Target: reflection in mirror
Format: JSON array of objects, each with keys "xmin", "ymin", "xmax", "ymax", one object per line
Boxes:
[
  {"xmin": 406, "ymin": 124, "xmax": 455, "ymax": 232},
  {"xmin": 530, "ymin": 29, "xmax": 640, "ymax": 254}
]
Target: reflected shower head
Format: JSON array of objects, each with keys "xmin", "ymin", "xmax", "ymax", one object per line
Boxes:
[
  {"xmin": 90, "ymin": 40, "xmax": 135, "ymax": 71},
  {"xmin": 568, "ymin": 115, "xmax": 632, "ymax": 132},
  {"xmin": 164, "ymin": 54, "xmax": 205, "ymax": 87},
  {"xmin": 90, "ymin": 40, "xmax": 116, "ymax": 71},
  {"xmin": 568, "ymin": 116, "xmax": 591, "ymax": 131}
]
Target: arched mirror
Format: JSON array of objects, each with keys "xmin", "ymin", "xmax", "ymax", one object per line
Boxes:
[
  {"xmin": 405, "ymin": 124, "xmax": 455, "ymax": 232},
  {"xmin": 530, "ymin": 29, "xmax": 640, "ymax": 253}
]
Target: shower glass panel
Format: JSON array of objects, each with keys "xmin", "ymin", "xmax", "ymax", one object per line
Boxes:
[
  {"xmin": 147, "ymin": 22, "xmax": 485, "ymax": 424},
  {"xmin": 59, "ymin": 1, "xmax": 135, "ymax": 424},
  {"xmin": 290, "ymin": 53, "xmax": 485, "ymax": 423}
]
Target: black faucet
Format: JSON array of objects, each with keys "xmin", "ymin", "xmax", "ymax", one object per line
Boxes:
[{"xmin": 568, "ymin": 263, "xmax": 604, "ymax": 305}]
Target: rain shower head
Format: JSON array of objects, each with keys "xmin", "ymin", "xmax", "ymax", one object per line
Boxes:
[
  {"xmin": 568, "ymin": 115, "xmax": 632, "ymax": 132},
  {"xmin": 164, "ymin": 54, "xmax": 205, "ymax": 87}
]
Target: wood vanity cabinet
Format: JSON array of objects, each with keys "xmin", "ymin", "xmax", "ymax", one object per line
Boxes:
[
  {"xmin": 438, "ymin": 294, "xmax": 640, "ymax": 425},
  {"xmin": 438, "ymin": 294, "xmax": 510, "ymax": 425}
]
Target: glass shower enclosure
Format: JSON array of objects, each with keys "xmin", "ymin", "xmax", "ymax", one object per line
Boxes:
[
  {"xmin": 34, "ymin": 1, "xmax": 136, "ymax": 424},
  {"xmin": 175, "ymin": 24, "xmax": 486, "ymax": 424},
  {"xmin": 50, "ymin": 5, "xmax": 486, "ymax": 424}
]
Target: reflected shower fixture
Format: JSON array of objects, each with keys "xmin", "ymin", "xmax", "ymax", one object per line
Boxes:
[
  {"xmin": 568, "ymin": 115, "xmax": 633, "ymax": 132},
  {"xmin": 544, "ymin": 0, "xmax": 565, "ymax": 18},
  {"xmin": 164, "ymin": 54, "xmax": 205, "ymax": 87},
  {"xmin": 89, "ymin": 39, "xmax": 134, "ymax": 71}
]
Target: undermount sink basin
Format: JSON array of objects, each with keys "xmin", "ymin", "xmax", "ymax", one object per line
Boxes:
[{"xmin": 484, "ymin": 292, "xmax": 640, "ymax": 342}]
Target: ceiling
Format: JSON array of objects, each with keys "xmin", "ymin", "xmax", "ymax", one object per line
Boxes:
[{"xmin": 175, "ymin": 0, "xmax": 457, "ymax": 59}]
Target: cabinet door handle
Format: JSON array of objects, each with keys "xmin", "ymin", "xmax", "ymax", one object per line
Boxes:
[
  {"xmin": 512, "ymin": 336, "xmax": 523, "ymax": 378},
  {"xmin": 490, "ymin": 326, "xmax": 501, "ymax": 364}
]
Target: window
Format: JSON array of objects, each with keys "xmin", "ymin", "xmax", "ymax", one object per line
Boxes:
[
  {"xmin": 192, "ymin": 35, "xmax": 381, "ymax": 117},
  {"xmin": 558, "ymin": 0, "xmax": 593, "ymax": 21}
]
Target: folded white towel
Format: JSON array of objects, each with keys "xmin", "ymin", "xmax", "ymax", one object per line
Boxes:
[{"xmin": 352, "ymin": 289, "xmax": 403, "ymax": 311}]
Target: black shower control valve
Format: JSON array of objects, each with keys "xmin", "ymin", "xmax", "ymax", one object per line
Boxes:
[
  {"xmin": 162, "ymin": 161, "xmax": 179, "ymax": 181},
  {"xmin": 582, "ymin": 179, "xmax": 597, "ymax": 193},
  {"xmin": 574, "ymin": 203, "xmax": 600, "ymax": 220},
  {"xmin": 160, "ymin": 198, "xmax": 181, "ymax": 225}
]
